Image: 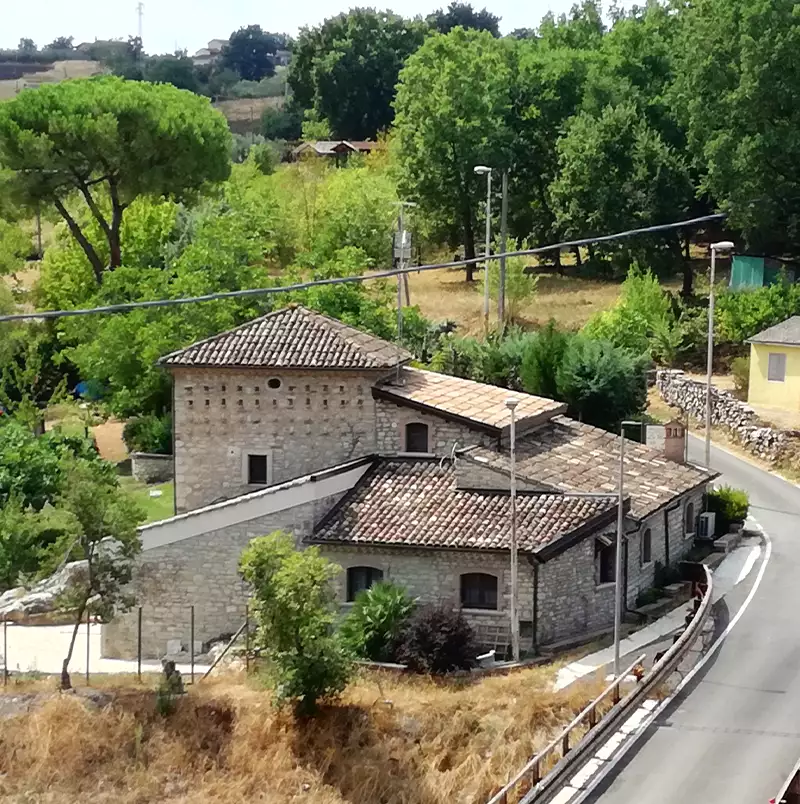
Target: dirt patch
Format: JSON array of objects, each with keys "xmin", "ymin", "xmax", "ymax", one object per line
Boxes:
[{"xmin": 92, "ymin": 419, "xmax": 127, "ymax": 463}]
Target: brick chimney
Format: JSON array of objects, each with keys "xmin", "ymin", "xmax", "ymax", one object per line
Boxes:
[{"xmin": 663, "ymin": 419, "xmax": 687, "ymax": 464}]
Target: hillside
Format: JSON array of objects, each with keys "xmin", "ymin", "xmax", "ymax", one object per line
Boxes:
[{"xmin": 0, "ymin": 59, "xmax": 102, "ymax": 100}]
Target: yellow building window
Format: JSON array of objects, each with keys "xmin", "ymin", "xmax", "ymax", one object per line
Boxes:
[{"xmin": 768, "ymin": 352, "xmax": 787, "ymax": 382}]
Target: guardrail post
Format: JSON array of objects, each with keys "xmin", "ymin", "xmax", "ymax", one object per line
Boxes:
[
  {"xmin": 531, "ymin": 758, "xmax": 541, "ymax": 785},
  {"xmin": 562, "ymin": 732, "xmax": 570, "ymax": 755},
  {"xmin": 588, "ymin": 704, "xmax": 597, "ymax": 728},
  {"xmin": 613, "ymin": 680, "xmax": 621, "ymax": 705}
]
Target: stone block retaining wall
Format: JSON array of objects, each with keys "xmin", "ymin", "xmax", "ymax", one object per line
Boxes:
[
  {"xmin": 131, "ymin": 453, "xmax": 174, "ymax": 484},
  {"xmin": 656, "ymin": 369, "xmax": 798, "ymax": 463}
]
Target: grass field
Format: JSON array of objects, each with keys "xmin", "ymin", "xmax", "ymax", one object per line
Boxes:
[
  {"xmin": 118, "ymin": 477, "xmax": 175, "ymax": 523},
  {"xmin": 0, "ymin": 665, "xmax": 605, "ymax": 804},
  {"xmin": 0, "ymin": 60, "xmax": 102, "ymax": 100}
]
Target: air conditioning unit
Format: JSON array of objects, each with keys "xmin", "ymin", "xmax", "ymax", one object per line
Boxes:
[{"xmin": 697, "ymin": 512, "xmax": 716, "ymax": 540}]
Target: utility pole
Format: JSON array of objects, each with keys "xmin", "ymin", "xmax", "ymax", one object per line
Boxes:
[
  {"xmin": 393, "ymin": 201, "xmax": 417, "ymax": 383},
  {"xmin": 498, "ymin": 170, "xmax": 509, "ymax": 324},
  {"xmin": 505, "ymin": 397, "xmax": 520, "ymax": 663},
  {"xmin": 136, "ymin": 1, "xmax": 144, "ymax": 44}
]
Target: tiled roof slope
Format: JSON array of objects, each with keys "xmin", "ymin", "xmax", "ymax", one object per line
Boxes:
[
  {"xmin": 160, "ymin": 306, "xmax": 411, "ymax": 370},
  {"xmin": 468, "ymin": 416, "xmax": 715, "ymax": 520},
  {"xmin": 374, "ymin": 368, "xmax": 566, "ymax": 433},
  {"xmin": 747, "ymin": 316, "xmax": 800, "ymax": 346},
  {"xmin": 311, "ymin": 458, "xmax": 618, "ymax": 556}
]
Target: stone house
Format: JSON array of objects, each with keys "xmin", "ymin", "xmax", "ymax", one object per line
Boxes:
[{"xmin": 102, "ymin": 305, "xmax": 715, "ymax": 659}]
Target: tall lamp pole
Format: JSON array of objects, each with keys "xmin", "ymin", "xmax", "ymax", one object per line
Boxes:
[
  {"xmin": 474, "ymin": 165, "xmax": 493, "ymax": 330},
  {"xmin": 705, "ymin": 241, "xmax": 735, "ymax": 469},
  {"xmin": 505, "ymin": 397, "xmax": 520, "ymax": 662},
  {"xmin": 498, "ymin": 170, "xmax": 509, "ymax": 324},
  {"xmin": 614, "ymin": 419, "xmax": 642, "ymax": 678}
]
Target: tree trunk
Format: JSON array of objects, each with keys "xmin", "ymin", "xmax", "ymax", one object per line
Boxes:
[
  {"xmin": 53, "ymin": 198, "xmax": 105, "ymax": 285},
  {"xmin": 554, "ymin": 248, "xmax": 564, "ymax": 276},
  {"xmin": 462, "ymin": 203, "xmax": 476, "ymax": 283},
  {"xmin": 108, "ymin": 182, "xmax": 125, "ymax": 270},
  {"xmin": 61, "ymin": 598, "xmax": 88, "ymax": 690},
  {"xmin": 682, "ymin": 261, "xmax": 694, "ymax": 299},
  {"xmin": 684, "ymin": 233, "xmax": 691, "ymax": 261},
  {"xmin": 573, "ymin": 246, "xmax": 582, "ymax": 269}
]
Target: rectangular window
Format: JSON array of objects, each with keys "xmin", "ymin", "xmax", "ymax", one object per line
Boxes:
[
  {"xmin": 641, "ymin": 528, "xmax": 652, "ymax": 566},
  {"xmin": 768, "ymin": 352, "xmax": 787, "ymax": 382},
  {"xmin": 247, "ymin": 454, "xmax": 269, "ymax": 485},
  {"xmin": 460, "ymin": 573, "xmax": 498, "ymax": 610},
  {"xmin": 596, "ymin": 540, "xmax": 616, "ymax": 585}
]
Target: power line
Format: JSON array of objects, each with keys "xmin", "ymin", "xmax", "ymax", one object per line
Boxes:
[{"xmin": 0, "ymin": 213, "xmax": 726, "ymax": 324}]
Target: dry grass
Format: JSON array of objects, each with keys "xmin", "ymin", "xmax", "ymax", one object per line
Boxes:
[
  {"xmin": 0, "ymin": 60, "xmax": 102, "ymax": 100},
  {"xmin": 0, "ymin": 666, "xmax": 606, "ymax": 804},
  {"xmin": 406, "ymin": 268, "xmax": 624, "ymax": 335}
]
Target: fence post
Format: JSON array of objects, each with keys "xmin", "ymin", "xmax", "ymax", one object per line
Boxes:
[
  {"xmin": 85, "ymin": 612, "xmax": 90, "ymax": 686},
  {"xmin": 190, "ymin": 605, "xmax": 195, "ymax": 685},
  {"xmin": 3, "ymin": 620, "xmax": 6, "ymax": 687},
  {"xmin": 245, "ymin": 604, "xmax": 250, "ymax": 675},
  {"xmin": 137, "ymin": 606, "xmax": 142, "ymax": 683}
]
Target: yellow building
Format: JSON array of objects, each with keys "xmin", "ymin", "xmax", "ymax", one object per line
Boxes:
[{"xmin": 747, "ymin": 316, "xmax": 800, "ymax": 411}]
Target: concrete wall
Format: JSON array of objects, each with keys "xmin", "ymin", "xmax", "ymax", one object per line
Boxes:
[
  {"xmin": 749, "ymin": 342, "xmax": 800, "ymax": 411},
  {"xmin": 131, "ymin": 453, "xmax": 174, "ymax": 484},
  {"xmin": 172, "ymin": 367, "xmax": 386, "ymax": 512}
]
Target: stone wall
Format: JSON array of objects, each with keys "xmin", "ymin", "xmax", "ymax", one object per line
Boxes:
[
  {"xmin": 374, "ymin": 399, "xmax": 493, "ymax": 456},
  {"xmin": 102, "ymin": 489, "xmax": 348, "ymax": 660},
  {"xmin": 172, "ymin": 367, "xmax": 386, "ymax": 512},
  {"xmin": 131, "ymin": 453, "xmax": 174, "ymax": 484},
  {"xmin": 657, "ymin": 369, "xmax": 797, "ymax": 462}
]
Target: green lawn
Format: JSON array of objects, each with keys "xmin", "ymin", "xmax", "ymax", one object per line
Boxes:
[{"xmin": 119, "ymin": 477, "xmax": 175, "ymax": 524}]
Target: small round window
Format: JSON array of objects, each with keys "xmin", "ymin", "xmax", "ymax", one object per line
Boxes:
[{"xmin": 267, "ymin": 378, "xmax": 282, "ymax": 390}]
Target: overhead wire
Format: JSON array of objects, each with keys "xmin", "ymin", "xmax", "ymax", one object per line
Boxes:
[{"xmin": 0, "ymin": 212, "xmax": 727, "ymax": 323}]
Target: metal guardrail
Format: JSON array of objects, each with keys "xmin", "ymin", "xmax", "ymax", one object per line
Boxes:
[{"xmin": 487, "ymin": 566, "xmax": 714, "ymax": 804}]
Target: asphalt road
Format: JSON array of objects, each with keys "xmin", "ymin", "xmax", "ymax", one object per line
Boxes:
[{"xmin": 586, "ymin": 435, "xmax": 800, "ymax": 804}]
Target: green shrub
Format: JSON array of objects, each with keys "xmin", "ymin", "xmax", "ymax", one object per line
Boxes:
[
  {"xmin": 707, "ymin": 486, "xmax": 749, "ymax": 535},
  {"xmin": 731, "ymin": 356, "xmax": 750, "ymax": 398},
  {"xmin": 394, "ymin": 604, "xmax": 478, "ymax": 674},
  {"xmin": 340, "ymin": 582, "xmax": 416, "ymax": 662},
  {"xmin": 122, "ymin": 414, "xmax": 172, "ymax": 455},
  {"xmin": 239, "ymin": 531, "xmax": 352, "ymax": 715}
]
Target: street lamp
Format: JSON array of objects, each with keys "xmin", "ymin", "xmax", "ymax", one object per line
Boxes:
[
  {"xmin": 474, "ymin": 165, "xmax": 492, "ymax": 330},
  {"xmin": 614, "ymin": 420, "xmax": 643, "ymax": 678},
  {"xmin": 505, "ymin": 397, "xmax": 520, "ymax": 663},
  {"xmin": 705, "ymin": 241, "xmax": 736, "ymax": 469}
]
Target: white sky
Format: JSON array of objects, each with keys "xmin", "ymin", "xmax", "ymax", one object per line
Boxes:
[{"xmin": 2, "ymin": 0, "xmax": 625, "ymax": 56}]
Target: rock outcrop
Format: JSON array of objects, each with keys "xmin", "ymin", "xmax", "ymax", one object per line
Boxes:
[{"xmin": 0, "ymin": 561, "xmax": 88, "ymax": 624}]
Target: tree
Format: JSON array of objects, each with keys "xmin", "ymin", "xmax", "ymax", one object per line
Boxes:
[
  {"xmin": 394, "ymin": 29, "xmax": 512, "ymax": 279},
  {"xmin": 0, "ymin": 219, "xmax": 30, "ymax": 275},
  {"xmin": 144, "ymin": 54, "xmax": 200, "ymax": 92},
  {"xmin": 675, "ymin": 0, "xmax": 800, "ymax": 255},
  {"xmin": 520, "ymin": 320, "xmax": 571, "ymax": 400},
  {"xmin": 289, "ymin": 10, "xmax": 427, "ymax": 139},
  {"xmin": 0, "ymin": 77, "xmax": 231, "ymax": 283},
  {"xmin": 395, "ymin": 604, "xmax": 478, "ymax": 673},
  {"xmin": 538, "ymin": 1, "xmax": 605, "ymax": 51},
  {"xmin": 428, "ymin": 2, "xmax": 501, "ymax": 36},
  {"xmin": 550, "ymin": 103, "xmax": 693, "ymax": 269},
  {"xmin": 45, "ymin": 36, "xmax": 74, "ymax": 51},
  {"xmin": 555, "ymin": 334, "xmax": 648, "ymax": 431},
  {"xmin": 17, "ymin": 38, "xmax": 37, "ymax": 55},
  {"xmin": 239, "ymin": 531, "xmax": 352, "ymax": 714},
  {"xmin": 222, "ymin": 25, "xmax": 277, "ymax": 81},
  {"xmin": 261, "ymin": 106, "xmax": 302, "ymax": 140},
  {"xmin": 53, "ymin": 459, "xmax": 143, "ymax": 689}
]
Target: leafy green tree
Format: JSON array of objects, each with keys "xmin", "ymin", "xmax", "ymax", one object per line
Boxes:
[
  {"xmin": 17, "ymin": 38, "xmax": 37, "ymax": 55},
  {"xmin": 675, "ymin": 0, "xmax": 800, "ymax": 254},
  {"xmin": 0, "ymin": 220, "xmax": 30, "ymax": 275},
  {"xmin": 239, "ymin": 531, "xmax": 352, "ymax": 714},
  {"xmin": 52, "ymin": 459, "xmax": 143, "ymax": 689},
  {"xmin": 486, "ymin": 250, "xmax": 538, "ymax": 322},
  {"xmin": 550, "ymin": 102, "xmax": 693, "ymax": 269},
  {"xmin": 340, "ymin": 581, "xmax": 416, "ymax": 662},
  {"xmin": 394, "ymin": 28, "xmax": 512, "ymax": 279},
  {"xmin": 520, "ymin": 320, "xmax": 571, "ymax": 400},
  {"xmin": 537, "ymin": 1, "xmax": 605, "ymax": 51},
  {"xmin": 261, "ymin": 106, "xmax": 302, "ymax": 140},
  {"xmin": 222, "ymin": 25, "xmax": 278, "ymax": 81},
  {"xmin": 144, "ymin": 54, "xmax": 200, "ymax": 92},
  {"xmin": 555, "ymin": 334, "xmax": 648, "ymax": 431},
  {"xmin": 0, "ymin": 76, "xmax": 231, "ymax": 282},
  {"xmin": 290, "ymin": 9, "xmax": 427, "ymax": 139},
  {"xmin": 45, "ymin": 37, "xmax": 74, "ymax": 51},
  {"xmin": 428, "ymin": 2, "xmax": 500, "ymax": 36}
]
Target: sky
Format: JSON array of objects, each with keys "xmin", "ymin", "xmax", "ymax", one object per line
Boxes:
[{"xmin": 2, "ymin": 0, "xmax": 617, "ymax": 56}]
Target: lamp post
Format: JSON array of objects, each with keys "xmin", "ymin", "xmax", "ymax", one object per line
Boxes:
[
  {"xmin": 705, "ymin": 241, "xmax": 735, "ymax": 469},
  {"xmin": 505, "ymin": 397, "xmax": 520, "ymax": 662},
  {"xmin": 498, "ymin": 170, "xmax": 510, "ymax": 324},
  {"xmin": 614, "ymin": 419, "xmax": 642, "ymax": 678},
  {"xmin": 474, "ymin": 165, "xmax": 493, "ymax": 330}
]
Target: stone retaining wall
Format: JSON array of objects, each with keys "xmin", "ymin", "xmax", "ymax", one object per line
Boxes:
[
  {"xmin": 131, "ymin": 452, "xmax": 174, "ymax": 484},
  {"xmin": 656, "ymin": 369, "xmax": 798, "ymax": 462}
]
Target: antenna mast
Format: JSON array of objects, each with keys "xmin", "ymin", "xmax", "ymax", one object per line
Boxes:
[{"xmin": 136, "ymin": 1, "xmax": 144, "ymax": 42}]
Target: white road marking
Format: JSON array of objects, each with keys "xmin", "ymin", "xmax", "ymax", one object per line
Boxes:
[{"xmin": 736, "ymin": 544, "xmax": 761, "ymax": 585}]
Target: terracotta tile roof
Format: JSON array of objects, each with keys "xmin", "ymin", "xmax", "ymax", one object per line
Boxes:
[
  {"xmin": 374, "ymin": 368, "xmax": 566, "ymax": 433},
  {"xmin": 311, "ymin": 458, "xmax": 619, "ymax": 556},
  {"xmin": 160, "ymin": 306, "xmax": 411, "ymax": 370},
  {"xmin": 467, "ymin": 416, "xmax": 715, "ymax": 520}
]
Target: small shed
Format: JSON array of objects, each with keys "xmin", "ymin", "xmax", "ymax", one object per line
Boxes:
[{"xmin": 729, "ymin": 255, "xmax": 798, "ymax": 289}]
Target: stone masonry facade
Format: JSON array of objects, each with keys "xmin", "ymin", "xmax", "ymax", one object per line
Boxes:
[
  {"xmin": 173, "ymin": 367, "xmax": 387, "ymax": 512},
  {"xmin": 102, "ymin": 491, "xmax": 344, "ymax": 659}
]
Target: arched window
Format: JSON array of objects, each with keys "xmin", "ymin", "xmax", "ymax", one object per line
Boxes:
[
  {"xmin": 405, "ymin": 422, "xmax": 430, "ymax": 453},
  {"xmin": 460, "ymin": 573, "xmax": 498, "ymax": 610},
  {"xmin": 346, "ymin": 566, "xmax": 384, "ymax": 602},
  {"xmin": 685, "ymin": 502, "xmax": 696, "ymax": 536},
  {"xmin": 641, "ymin": 528, "xmax": 652, "ymax": 566}
]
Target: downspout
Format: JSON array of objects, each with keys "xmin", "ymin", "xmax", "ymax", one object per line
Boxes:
[{"xmin": 171, "ymin": 375, "xmax": 177, "ymax": 515}]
